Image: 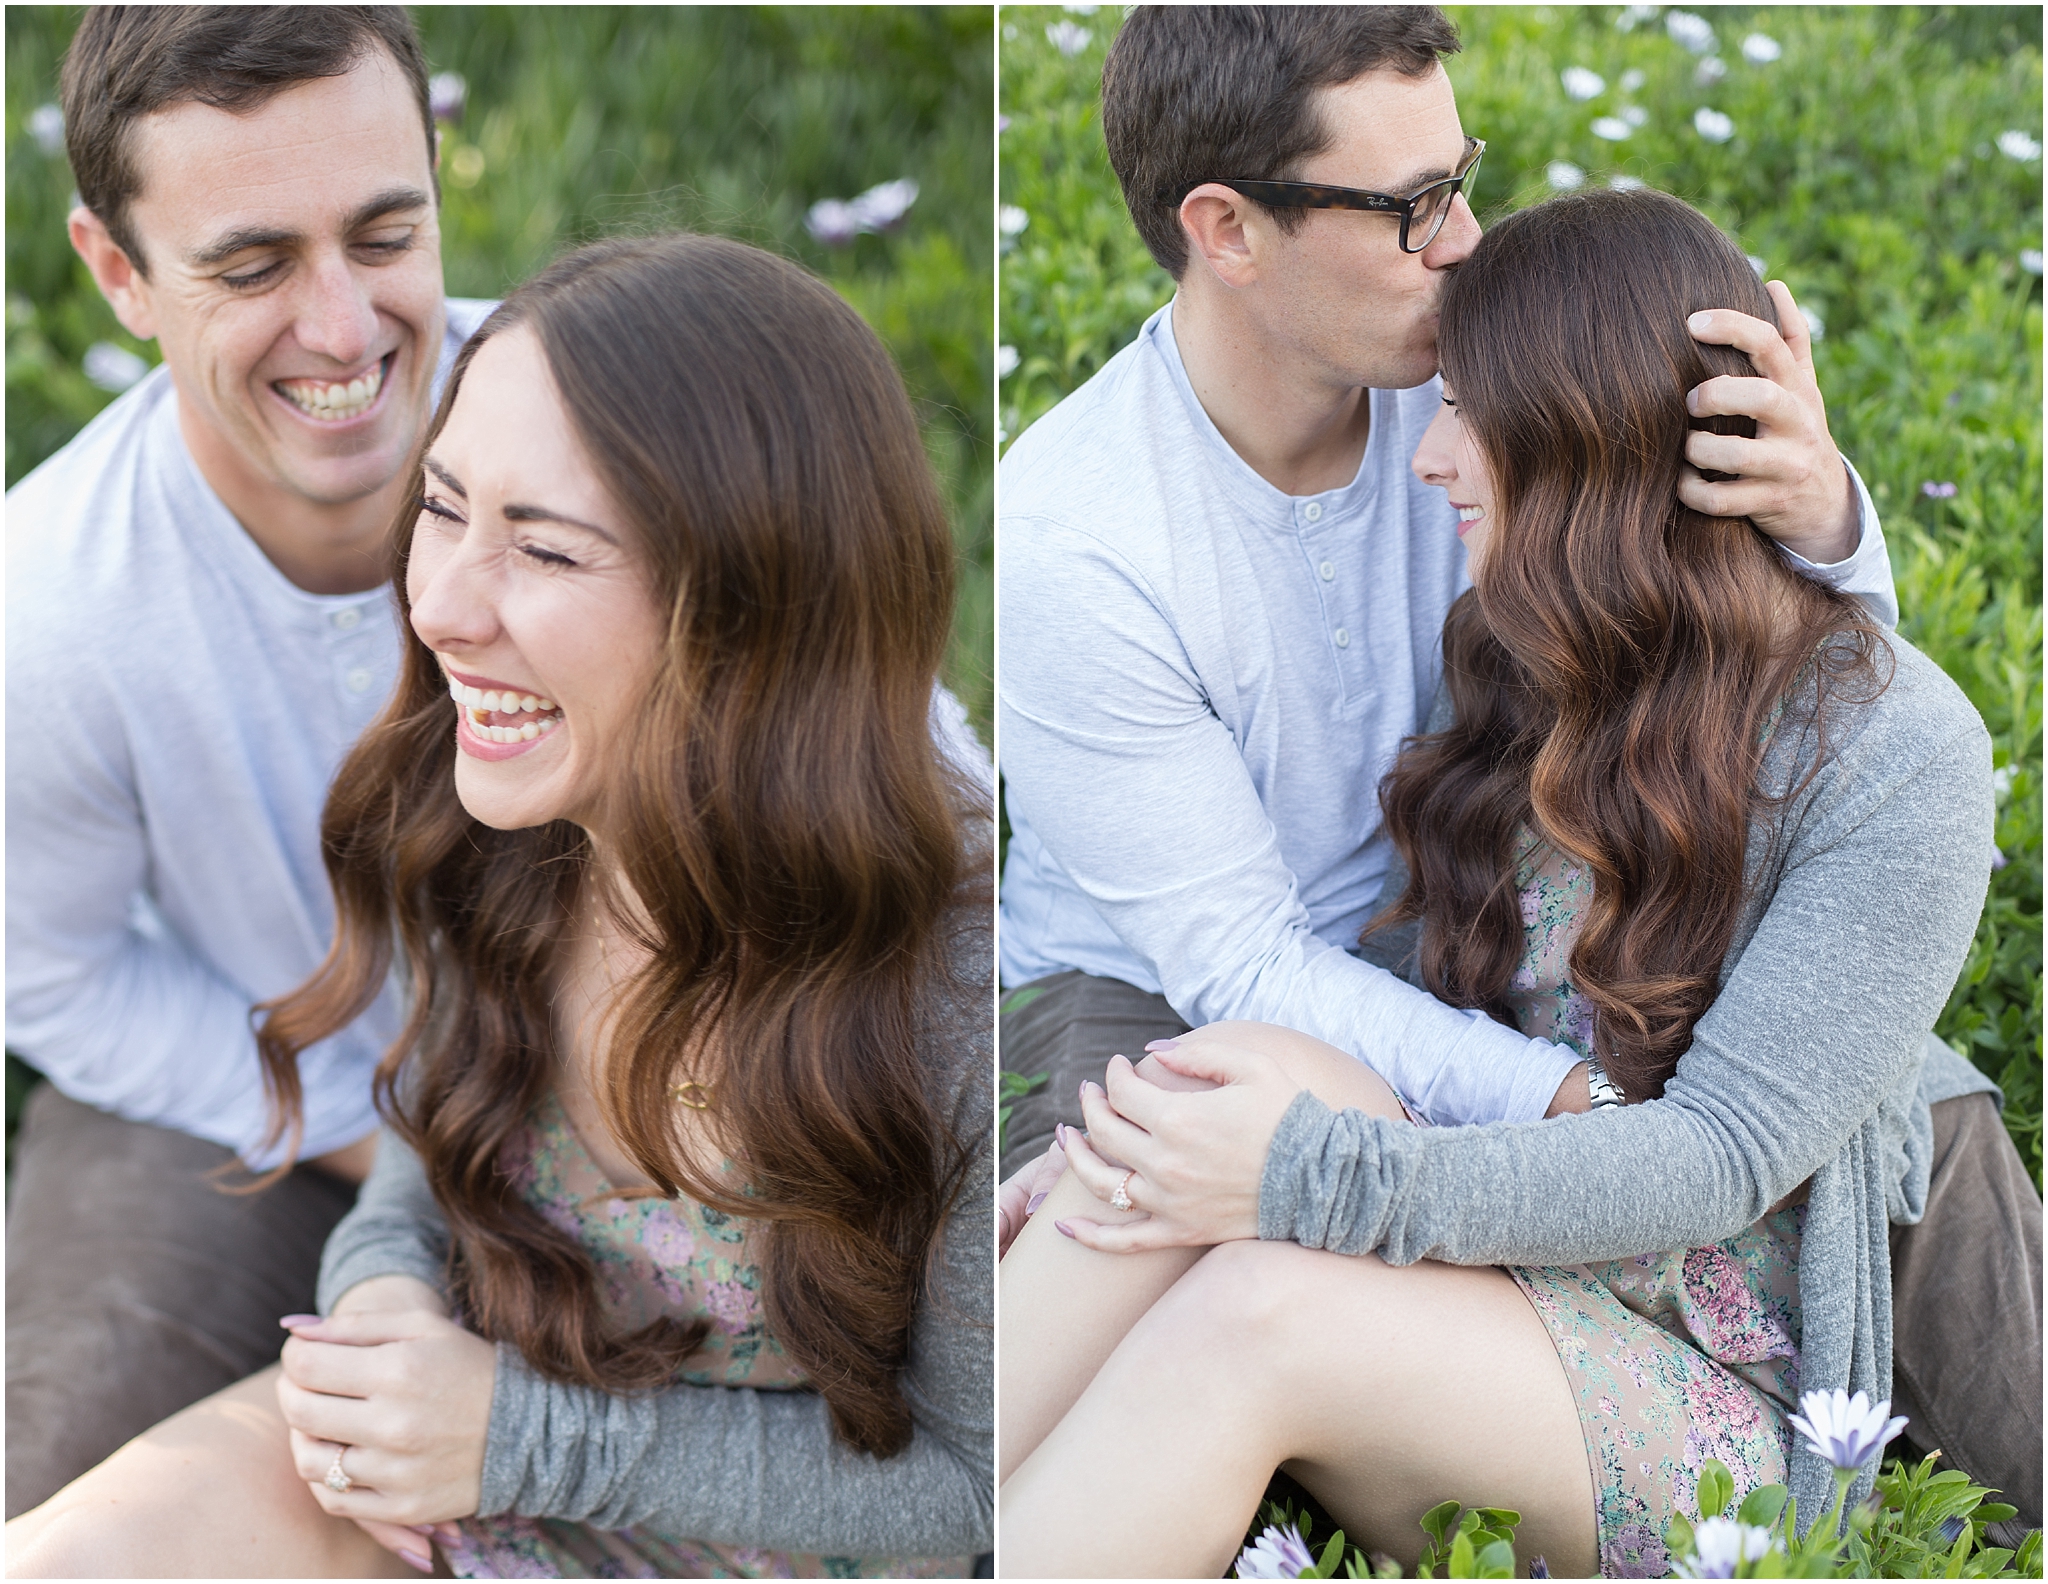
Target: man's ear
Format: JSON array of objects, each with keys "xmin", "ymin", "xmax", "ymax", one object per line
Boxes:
[
  {"xmin": 1179, "ymin": 184, "xmax": 1264, "ymax": 290},
  {"xmin": 68, "ymin": 205, "xmax": 158, "ymax": 341}
]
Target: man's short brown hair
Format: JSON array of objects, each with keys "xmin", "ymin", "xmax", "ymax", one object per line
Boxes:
[
  {"xmin": 1101, "ymin": 6, "xmax": 1462, "ymax": 278},
  {"xmin": 59, "ymin": 5, "xmax": 435, "ymax": 277}
]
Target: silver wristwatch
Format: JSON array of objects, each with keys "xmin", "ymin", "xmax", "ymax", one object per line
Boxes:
[{"xmin": 1583, "ymin": 1055, "xmax": 1626, "ymax": 1110}]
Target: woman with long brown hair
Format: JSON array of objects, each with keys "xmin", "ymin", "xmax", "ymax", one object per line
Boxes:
[
  {"xmin": 7, "ymin": 234, "xmax": 992, "ymax": 1579},
  {"xmin": 997, "ymin": 189, "xmax": 1994, "ymax": 1578}
]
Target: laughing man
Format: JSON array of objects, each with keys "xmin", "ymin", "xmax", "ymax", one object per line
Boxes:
[{"xmin": 5, "ymin": 5, "xmax": 490, "ymax": 1512}]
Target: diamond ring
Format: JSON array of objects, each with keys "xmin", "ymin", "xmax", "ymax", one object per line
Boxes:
[
  {"xmin": 1110, "ymin": 1170, "xmax": 1135, "ymax": 1212},
  {"xmin": 325, "ymin": 1445, "xmax": 354, "ymax": 1494}
]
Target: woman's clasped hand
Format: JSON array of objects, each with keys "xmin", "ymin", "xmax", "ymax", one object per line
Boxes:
[
  {"xmin": 1051, "ymin": 1040, "xmax": 1303, "ymax": 1251},
  {"xmin": 276, "ymin": 1289, "xmax": 494, "ymax": 1534}
]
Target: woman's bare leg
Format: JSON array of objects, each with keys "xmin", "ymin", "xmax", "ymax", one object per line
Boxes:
[
  {"xmin": 999, "ymin": 1022, "xmax": 1408, "ymax": 1481},
  {"xmin": 5, "ymin": 1366, "xmax": 417, "ymax": 1579},
  {"xmin": 1000, "ymin": 1238, "xmax": 1596, "ymax": 1580}
]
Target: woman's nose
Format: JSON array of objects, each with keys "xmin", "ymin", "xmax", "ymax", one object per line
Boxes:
[
  {"xmin": 407, "ymin": 535, "xmax": 499, "ymax": 656},
  {"xmin": 1411, "ymin": 406, "xmax": 1459, "ymax": 489}
]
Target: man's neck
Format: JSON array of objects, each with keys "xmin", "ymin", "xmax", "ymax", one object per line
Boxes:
[
  {"xmin": 1171, "ymin": 290, "xmax": 1372, "ymax": 498},
  {"xmin": 177, "ymin": 399, "xmax": 400, "ymax": 596}
]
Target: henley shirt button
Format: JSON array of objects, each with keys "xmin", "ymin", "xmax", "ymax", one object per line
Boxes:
[
  {"xmin": 1303, "ymin": 502, "xmax": 1324, "ymax": 523},
  {"xmin": 346, "ymin": 668, "xmax": 373, "ymax": 693},
  {"xmin": 1333, "ymin": 627, "xmax": 1351, "ymax": 649},
  {"xmin": 332, "ymin": 607, "xmax": 362, "ymax": 631},
  {"xmin": 1318, "ymin": 560, "xmax": 1336, "ymax": 581}
]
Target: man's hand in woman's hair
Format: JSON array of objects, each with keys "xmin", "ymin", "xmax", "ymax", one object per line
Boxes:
[
  {"xmin": 276, "ymin": 1306, "xmax": 496, "ymax": 1533},
  {"xmin": 1680, "ymin": 279, "xmax": 1859, "ymax": 566},
  {"xmin": 1053, "ymin": 1039, "xmax": 1302, "ymax": 1252}
]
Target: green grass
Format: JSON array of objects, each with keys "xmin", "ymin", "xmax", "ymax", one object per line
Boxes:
[
  {"xmin": 1000, "ymin": 4, "xmax": 2042, "ymax": 1183},
  {"xmin": 6, "ymin": 5, "xmax": 993, "ymax": 736}
]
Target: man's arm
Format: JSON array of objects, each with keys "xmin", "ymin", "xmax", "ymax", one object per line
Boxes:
[
  {"xmin": 1000, "ymin": 515, "xmax": 1579, "ymax": 1126},
  {"xmin": 4, "ymin": 641, "xmax": 378, "ymax": 1171}
]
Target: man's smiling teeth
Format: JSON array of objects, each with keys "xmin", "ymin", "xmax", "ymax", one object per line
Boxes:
[
  {"xmin": 277, "ymin": 360, "xmax": 384, "ymax": 420},
  {"xmin": 1458, "ymin": 505, "xmax": 1486, "ymax": 522},
  {"xmin": 447, "ymin": 677, "xmax": 562, "ymax": 744}
]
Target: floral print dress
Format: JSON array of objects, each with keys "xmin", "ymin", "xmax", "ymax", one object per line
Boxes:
[
  {"xmin": 440, "ymin": 1092, "xmax": 973, "ymax": 1581},
  {"xmin": 1500, "ymin": 833, "xmax": 1802, "ymax": 1580}
]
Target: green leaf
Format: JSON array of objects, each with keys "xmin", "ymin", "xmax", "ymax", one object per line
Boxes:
[
  {"xmin": 1313, "ymin": 1530, "xmax": 1348, "ymax": 1579},
  {"xmin": 1740, "ymin": 1484, "xmax": 1791, "ymax": 1531},
  {"xmin": 1421, "ymin": 1501, "xmax": 1463, "ymax": 1549},
  {"xmin": 1000, "ymin": 986, "xmax": 1050, "ymax": 1015},
  {"xmin": 1698, "ymin": 1460, "xmax": 1735, "ymax": 1521},
  {"xmin": 1977, "ymin": 1503, "xmax": 2019, "ymax": 1525},
  {"xmin": 1475, "ymin": 1539, "xmax": 1517, "ymax": 1579},
  {"xmin": 1447, "ymin": 1530, "xmax": 1477, "ymax": 1578},
  {"xmin": 1667, "ymin": 1512, "xmax": 1697, "ymax": 1558},
  {"xmin": 2014, "ymin": 1531, "xmax": 2041, "ymax": 1576}
]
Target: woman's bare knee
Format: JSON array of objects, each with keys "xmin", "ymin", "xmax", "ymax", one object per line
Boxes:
[{"xmin": 4, "ymin": 1367, "xmax": 404, "ymax": 1578}]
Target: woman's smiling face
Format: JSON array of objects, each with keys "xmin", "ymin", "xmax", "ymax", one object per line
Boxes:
[
  {"xmin": 406, "ymin": 325, "xmax": 666, "ymax": 838},
  {"xmin": 1410, "ymin": 383, "xmax": 1499, "ymax": 570}
]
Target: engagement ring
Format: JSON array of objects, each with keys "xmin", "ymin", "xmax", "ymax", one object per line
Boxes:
[
  {"xmin": 1110, "ymin": 1170, "xmax": 1135, "ymax": 1212},
  {"xmin": 325, "ymin": 1445, "xmax": 354, "ymax": 1494}
]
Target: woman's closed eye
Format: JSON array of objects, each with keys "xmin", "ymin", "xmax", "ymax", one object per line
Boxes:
[
  {"xmin": 420, "ymin": 493, "xmax": 464, "ymax": 522},
  {"xmin": 519, "ymin": 543, "xmax": 578, "ymax": 569}
]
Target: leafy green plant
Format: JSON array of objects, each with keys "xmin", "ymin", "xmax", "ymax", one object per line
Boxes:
[
  {"xmin": 997, "ymin": 1068, "xmax": 1047, "ymax": 1154},
  {"xmin": 1661, "ymin": 1452, "xmax": 2038, "ymax": 1579},
  {"xmin": 1237, "ymin": 1457, "xmax": 2040, "ymax": 1579}
]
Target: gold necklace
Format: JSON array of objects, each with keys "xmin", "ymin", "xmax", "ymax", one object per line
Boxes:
[{"xmin": 589, "ymin": 905, "xmax": 713, "ymax": 1112}]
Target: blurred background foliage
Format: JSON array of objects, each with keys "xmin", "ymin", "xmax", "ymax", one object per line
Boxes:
[
  {"xmin": 1001, "ymin": 4, "xmax": 2042, "ymax": 1180},
  {"xmin": 6, "ymin": 4, "xmax": 993, "ymax": 736}
]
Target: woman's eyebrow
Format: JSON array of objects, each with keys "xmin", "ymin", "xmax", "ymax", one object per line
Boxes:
[
  {"xmin": 423, "ymin": 457, "xmax": 466, "ymax": 498},
  {"xmin": 502, "ymin": 503, "xmax": 618, "ymax": 545},
  {"xmin": 426, "ymin": 456, "xmax": 617, "ymax": 543}
]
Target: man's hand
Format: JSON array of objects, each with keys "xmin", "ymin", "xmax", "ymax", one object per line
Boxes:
[
  {"xmin": 1681, "ymin": 279, "xmax": 1858, "ymax": 564},
  {"xmin": 997, "ymin": 1133, "xmax": 1069, "ymax": 1258},
  {"xmin": 276, "ymin": 1307, "xmax": 495, "ymax": 1535}
]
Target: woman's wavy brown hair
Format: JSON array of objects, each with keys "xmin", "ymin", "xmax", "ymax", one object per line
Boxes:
[
  {"xmin": 1371, "ymin": 189, "xmax": 1888, "ymax": 1102},
  {"xmin": 256, "ymin": 234, "xmax": 982, "ymax": 1456}
]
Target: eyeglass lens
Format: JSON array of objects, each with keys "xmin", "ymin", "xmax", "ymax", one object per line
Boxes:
[{"xmin": 1406, "ymin": 150, "xmax": 1482, "ymax": 252}]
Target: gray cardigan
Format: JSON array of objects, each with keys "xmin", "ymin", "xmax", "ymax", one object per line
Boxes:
[
  {"xmin": 316, "ymin": 899, "xmax": 994, "ymax": 1558},
  {"xmin": 1259, "ymin": 636, "xmax": 1997, "ymax": 1525}
]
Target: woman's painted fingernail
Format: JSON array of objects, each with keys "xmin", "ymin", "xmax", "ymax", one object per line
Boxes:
[
  {"xmin": 1026, "ymin": 1191, "xmax": 1049, "ymax": 1214},
  {"xmin": 1054, "ymin": 1122, "xmax": 1068, "ymax": 1149},
  {"xmin": 279, "ymin": 1314, "xmax": 323, "ymax": 1328},
  {"xmin": 1144, "ymin": 1038, "xmax": 1180, "ymax": 1051},
  {"xmin": 399, "ymin": 1549, "xmax": 432, "ymax": 1573},
  {"xmin": 1687, "ymin": 311, "xmax": 1711, "ymax": 332},
  {"xmin": 1078, "ymin": 1079, "xmax": 1091, "ymax": 1102},
  {"xmin": 1053, "ymin": 1220, "xmax": 1078, "ymax": 1240}
]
